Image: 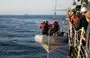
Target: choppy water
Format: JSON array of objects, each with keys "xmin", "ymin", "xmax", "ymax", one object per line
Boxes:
[{"xmin": 0, "ymin": 15, "xmax": 68, "ymax": 58}]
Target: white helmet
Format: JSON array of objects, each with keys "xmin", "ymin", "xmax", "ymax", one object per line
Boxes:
[{"xmin": 80, "ymin": 7, "xmax": 87, "ymax": 13}]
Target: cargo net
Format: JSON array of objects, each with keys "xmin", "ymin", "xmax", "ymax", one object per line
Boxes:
[{"xmin": 69, "ymin": 26, "xmax": 88, "ymax": 58}]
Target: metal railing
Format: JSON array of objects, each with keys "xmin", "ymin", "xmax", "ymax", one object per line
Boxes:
[{"xmin": 69, "ymin": 24, "xmax": 87, "ymax": 58}]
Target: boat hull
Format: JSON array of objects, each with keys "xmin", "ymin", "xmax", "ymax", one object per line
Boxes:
[{"xmin": 35, "ymin": 35, "xmax": 68, "ymax": 52}]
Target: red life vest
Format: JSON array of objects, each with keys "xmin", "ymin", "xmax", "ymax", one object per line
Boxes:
[{"xmin": 40, "ymin": 22, "xmax": 45, "ymax": 30}]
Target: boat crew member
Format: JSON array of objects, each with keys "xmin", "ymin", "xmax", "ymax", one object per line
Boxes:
[
  {"xmin": 71, "ymin": 10, "xmax": 80, "ymax": 30},
  {"xmin": 52, "ymin": 20, "xmax": 60, "ymax": 35},
  {"xmin": 40, "ymin": 20, "xmax": 49, "ymax": 35},
  {"xmin": 44, "ymin": 21, "xmax": 49, "ymax": 35},
  {"xmin": 48, "ymin": 22, "xmax": 52, "ymax": 35},
  {"xmin": 40, "ymin": 21, "xmax": 46, "ymax": 35}
]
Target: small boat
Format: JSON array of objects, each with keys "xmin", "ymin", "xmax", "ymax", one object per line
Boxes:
[
  {"xmin": 35, "ymin": 0, "xmax": 68, "ymax": 53},
  {"xmin": 35, "ymin": 33, "xmax": 68, "ymax": 53}
]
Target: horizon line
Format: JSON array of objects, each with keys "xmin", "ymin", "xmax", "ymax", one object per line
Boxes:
[{"xmin": 0, "ymin": 14, "xmax": 66, "ymax": 16}]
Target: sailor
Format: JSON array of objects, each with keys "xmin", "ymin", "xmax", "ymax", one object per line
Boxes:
[
  {"xmin": 76, "ymin": 7, "xmax": 88, "ymax": 31},
  {"xmin": 49, "ymin": 22, "xmax": 52, "ymax": 28},
  {"xmin": 68, "ymin": 10, "xmax": 80, "ymax": 38},
  {"xmin": 48, "ymin": 22, "xmax": 53, "ymax": 36},
  {"xmin": 76, "ymin": 7, "xmax": 89, "ymax": 46},
  {"xmin": 40, "ymin": 21, "xmax": 46, "ymax": 35},
  {"xmin": 40, "ymin": 20, "xmax": 49, "ymax": 35},
  {"xmin": 44, "ymin": 20, "xmax": 49, "ymax": 35},
  {"xmin": 71, "ymin": 10, "xmax": 80, "ymax": 30},
  {"xmin": 52, "ymin": 20, "xmax": 60, "ymax": 35}
]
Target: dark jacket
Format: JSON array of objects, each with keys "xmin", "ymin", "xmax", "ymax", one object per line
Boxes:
[
  {"xmin": 44, "ymin": 23, "xmax": 49, "ymax": 35},
  {"xmin": 76, "ymin": 15, "xmax": 88, "ymax": 31}
]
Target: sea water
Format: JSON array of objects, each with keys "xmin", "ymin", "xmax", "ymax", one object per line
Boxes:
[{"xmin": 0, "ymin": 15, "xmax": 68, "ymax": 58}]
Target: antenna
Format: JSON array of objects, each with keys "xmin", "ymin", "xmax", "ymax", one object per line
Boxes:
[{"xmin": 54, "ymin": 0, "xmax": 57, "ymax": 19}]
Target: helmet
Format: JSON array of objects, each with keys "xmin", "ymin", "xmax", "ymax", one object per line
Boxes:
[{"xmin": 80, "ymin": 7, "xmax": 87, "ymax": 13}]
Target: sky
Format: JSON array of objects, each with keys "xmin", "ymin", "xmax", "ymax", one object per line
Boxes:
[{"xmin": 0, "ymin": 0, "xmax": 73, "ymax": 15}]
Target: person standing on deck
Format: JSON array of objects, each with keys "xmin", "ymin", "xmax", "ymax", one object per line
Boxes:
[
  {"xmin": 69, "ymin": 9, "xmax": 80, "ymax": 39},
  {"xmin": 76, "ymin": 7, "xmax": 88, "ymax": 31},
  {"xmin": 74, "ymin": 7, "xmax": 88, "ymax": 47},
  {"xmin": 71, "ymin": 11, "xmax": 80, "ymax": 29}
]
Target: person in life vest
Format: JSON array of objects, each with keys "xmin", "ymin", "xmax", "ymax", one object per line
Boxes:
[
  {"xmin": 71, "ymin": 12, "xmax": 79, "ymax": 25},
  {"xmin": 40, "ymin": 20, "xmax": 49, "ymax": 35},
  {"xmin": 52, "ymin": 20, "xmax": 60, "ymax": 35},
  {"xmin": 70, "ymin": 10, "xmax": 81, "ymax": 30},
  {"xmin": 44, "ymin": 21, "xmax": 49, "ymax": 35},
  {"xmin": 40, "ymin": 21, "xmax": 46, "ymax": 35},
  {"xmin": 48, "ymin": 22, "xmax": 53, "ymax": 35}
]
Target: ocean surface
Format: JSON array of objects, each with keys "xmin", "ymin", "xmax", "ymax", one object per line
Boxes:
[{"xmin": 0, "ymin": 15, "xmax": 68, "ymax": 58}]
